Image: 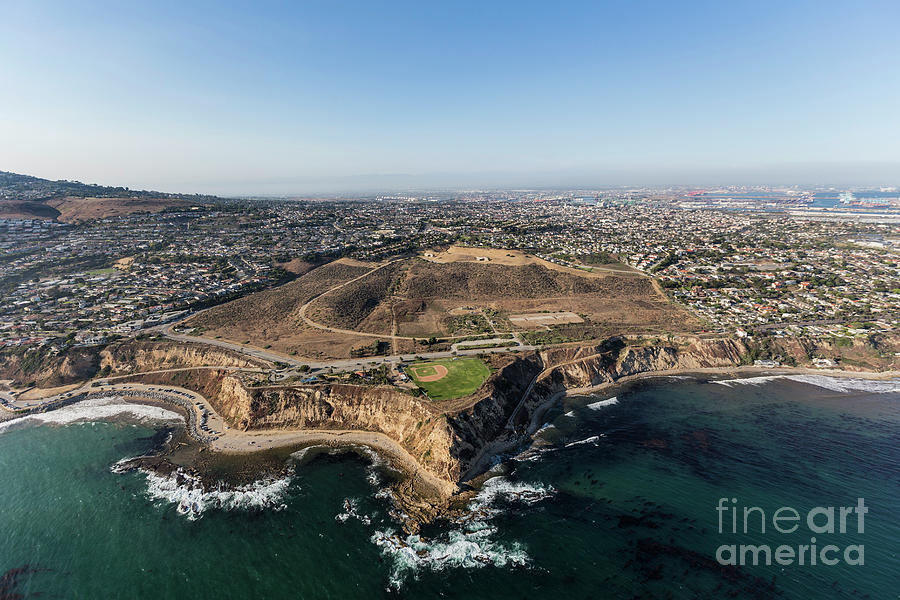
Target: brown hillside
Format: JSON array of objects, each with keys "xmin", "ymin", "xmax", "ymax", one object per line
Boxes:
[
  {"xmin": 185, "ymin": 259, "xmax": 376, "ymax": 353},
  {"xmin": 311, "ymin": 261, "xmax": 405, "ymax": 331},
  {"xmin": 401, "ymin": 259, "xmax": 653, "ymax": 299},
  {"xmin": 45, "ymin": 196, "xmax": 194, "ymax": 222},
  {"xmin": 187, "ymin": 255, "xmax": 698, "ymax": 360}
]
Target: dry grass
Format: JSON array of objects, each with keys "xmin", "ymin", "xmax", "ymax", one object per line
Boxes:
[
  {"xmin": 187, "ymin": 254, "xmax": 698, "ymax": 360},
  {"xmin": 186, "ymin": 259, "xmax": 375, "ymax": 353},
  {"xmin": 45, "ymin": 196, "xmax": 193, "ymax": 222},
  {"xmin": 423, "ymin": 245, "xmax": 641, "ymax": 277}
]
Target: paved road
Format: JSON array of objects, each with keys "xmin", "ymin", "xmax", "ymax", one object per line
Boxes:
[
  {"xmin": 150, "ymin": 263, "xmax": 540, "ymax": 374},
  {"xmin": 159, "ymin": 315, "xmax": 538, "ymax": 376},
  {"xmin": 296, "ymin": 260, "xmax": 523, "ymax": 344},
  {"xmin": 451, "ymin": 336, "xmax": 523, "ymax": 352}
]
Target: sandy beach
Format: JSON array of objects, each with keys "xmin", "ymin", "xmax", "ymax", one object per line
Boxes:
[
  {"xmin": 209, "ymin": 427, "xmax": 455, "ymax": 498},
  {"xmin": 5, "ymin": 363, "xmax": 899, "ymax": 497}
]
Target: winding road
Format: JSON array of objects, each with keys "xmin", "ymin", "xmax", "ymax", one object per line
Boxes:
[{"xmin": 153, "ymin": 260, "xmax": 539, "ymax": 374}]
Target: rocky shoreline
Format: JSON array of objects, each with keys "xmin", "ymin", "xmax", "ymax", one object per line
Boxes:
[{"xmin": 4, "ymin": 335, "xmax": 900, "ymax": 532}]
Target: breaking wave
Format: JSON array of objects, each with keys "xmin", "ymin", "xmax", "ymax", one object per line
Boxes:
[
  {"xmin": 469, "ymin": 476, "xmax": 555, "ymax": 513},
  {"xmin": 713, "ymin": 375, "xmax": 900, "ymax": 394},
  {"xmin": 586, "ymin": 396, "xmax": 618, "ymax": 410},
  {"xmin": 372, "ymin": 476, "xmax": 553, "ymax": 589},
  {"xmin": 372, "ymin": 524, "xmax": 528, "ymax": 589},
  {"xmin": 712, "ymin": 375, "xmax": 782, "ymax": 388},
  {"xmin": 534, "ymin": 422, "xmax": 556, "ymax": 435},
  {"xmin": 118, "ymin": 464, "xmax": 292, "ymax": 520},
  {"xmin": 0, "ymin": 396, "xmax": 182, "ymax": 434},
  {"xmin": 335, "ymin": 497, "xmax": 372, "ymax": 525},
  {"xmin": 565, "ymin": 434, "xmax": 603, "ymax": 448}
]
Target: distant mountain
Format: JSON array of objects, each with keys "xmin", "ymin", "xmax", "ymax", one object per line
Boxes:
[{"xmin": 0, "ymin": 170, "xmax": 219, "ymax": 222}]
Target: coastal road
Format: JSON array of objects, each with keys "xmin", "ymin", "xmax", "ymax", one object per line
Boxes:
[
  {"xmin": 161, "ymin": 317, "xmax": 538, "ymax": 374},
  {"xmin": 152, "ymin": 262, "xmax": 539, "ymax": 373}
]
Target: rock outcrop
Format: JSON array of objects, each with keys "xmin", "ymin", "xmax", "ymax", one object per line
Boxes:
[
  {"xmin": 100, "ymin": 339, "xmax": 269, "ymax": 374},
  {"xmin": 112, "ymin": 336, "xmax": 751, "ymax": 530},
  {"xmin": 0, "ymin": 346, "xmax": 100, "ymax": 387},
  {"xmin": 163, "ymin": 337, "xmax": 748, "ymax": 500}
]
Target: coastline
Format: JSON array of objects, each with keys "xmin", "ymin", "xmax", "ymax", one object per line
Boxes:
[
  {"xmin": 461, "ymin": 364, "xmax": 900, "ymax": 482},
  {"xmin": 531, "ymin": 364, "xmax": 900, "ymax": 430},
  {"xmin": 208, "ymin": 427, "xmax": 456, "ymax": 499},
  {"xmin": 3, "ymin": 361, "xmax": 899, "ymax": 527}
]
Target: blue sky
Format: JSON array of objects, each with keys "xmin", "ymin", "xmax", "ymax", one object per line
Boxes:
[{"xmin": 1, "ymin": 0, "xmax": 899, "ymax": 194}]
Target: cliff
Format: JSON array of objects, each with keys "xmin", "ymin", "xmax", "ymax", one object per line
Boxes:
[
  {"xmin": 0, "ymin": 346, "xmax": 100, "ymax": 387},
  {"xmin": 156, "ymin": 337, "xmax": 748, "ymax": 501},
  {"xmin": 100, "ymin": 339, "xmax": 270, "ymax": 374},
  {"xmin": 446, "ymin": 337, "xmax": 748, "ymax": 481},
  {"xmin": 0, "ymin": 339, "xmax": 268, "ymax": 390}
]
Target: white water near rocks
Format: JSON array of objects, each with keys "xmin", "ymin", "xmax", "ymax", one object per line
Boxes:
[
  {"xmin": 371, "ymin": 476, "xmax": 554, "ymax": 589},
  {"xmin": 713, "ymin": 374, "xmax": 900, "ymax": 394},
  {"xmin": 565, "ymin": 434, "xmax": 603, "ymax": 448},
  {"xmin": 586, "ymin": 396, "xmax": 618, "ymax": 409},
  {"xmin": 131, "ymin": 466, "xmax": 293, "ymax": 520},
  {"xmin": 0, "ymin": 396, "xmax": 182, "ymax": 433}
]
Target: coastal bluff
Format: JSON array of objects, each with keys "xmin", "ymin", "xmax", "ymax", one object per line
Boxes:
[{"xmin": 124, "ymin": 337, "xmax": 747, "ymax": 515}]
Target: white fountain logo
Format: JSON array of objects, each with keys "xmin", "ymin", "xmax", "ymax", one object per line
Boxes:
[{"xmin": 715, "ymin": 498, "xmax": 866, "ymax": 567}]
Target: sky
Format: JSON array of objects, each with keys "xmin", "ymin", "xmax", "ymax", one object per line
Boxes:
[{"xmin": 1, "ymin": 0, "xmax": 899, "ymax": 195}]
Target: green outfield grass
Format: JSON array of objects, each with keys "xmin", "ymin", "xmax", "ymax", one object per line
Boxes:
[{"xmin": 407, "ymin": 357, "xmax": 491, "ymax": 401}]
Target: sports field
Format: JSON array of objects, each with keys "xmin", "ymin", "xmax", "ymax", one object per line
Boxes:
[{"xmin": 407, "ymin": 357, "xmax": 491, "ymax": 401}]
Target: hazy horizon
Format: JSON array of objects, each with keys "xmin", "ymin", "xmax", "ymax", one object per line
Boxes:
[
  {"xmin": 9, "ymin": 161, "xmax": 900, "ymax": 197},
  {"xmin": 2, "ymin": 0, "xmax": 899, "ymax": 195}
]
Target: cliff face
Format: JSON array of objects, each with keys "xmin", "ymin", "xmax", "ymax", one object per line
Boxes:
[
  {"xmin": 227, "ymin": 384, "xmax": 460, "ymax": 484},
  {"xmin": 444, "ymin": 338, "xmax": 748, "ymax": 480},
  {"xmin": 128, "ymin": 338, "xmax": 747, "ymax": 501},
  {"xmin": 100, "ymin": 340, "xmax": 268, "ymax": 374},
  {"xmin": 529, "ymin": 338, "xmax": 746, "ymax": 404},
  {"xmin": 770, "ymin": 334, "xmax": 900, "ymax": 372},
  {"xmin": 443, "ymin": 355, "xmax": 544, "ymax": 469},
  {"xmin": 0, "ymin": 347, "xmax": 100, "ymax": 387},
  {"xmin": 211, "ymin": 338, "xmax": 747, "ymax": 498}
]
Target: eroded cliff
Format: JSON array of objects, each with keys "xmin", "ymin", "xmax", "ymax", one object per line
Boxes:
[
  {"xmin": 158, "ymin": 337, "xmax": 749, "ymax": 503},
  {"xmin": 100, "ymin": 339, "xmax": 270, "ymax": 374}
]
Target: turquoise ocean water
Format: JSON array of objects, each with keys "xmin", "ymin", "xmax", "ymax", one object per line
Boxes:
[{"xmin": 1, "ymin": 375, "xmax": 898, "ymax": 599}]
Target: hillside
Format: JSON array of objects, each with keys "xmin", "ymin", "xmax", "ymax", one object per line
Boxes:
[
  {"xmin": 185, "ymin": 259, "xmax": 380, "ymax": 358},
  {"xmin": 189, "ymin": 252, "xmax": 699, "ymax": 359},
  {"xmin": 401, "ymin": 260, "xmax": 650, "ymax": 299},
  {"xmin": 312, "ymin": 261, "xmax": 406, "ymax": 332},
  {"xmin": 0, "ymin": 170, "xmax": 217, "ymax": 221}
]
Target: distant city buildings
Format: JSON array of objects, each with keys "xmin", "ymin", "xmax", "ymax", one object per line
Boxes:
[{"xmin": 2, "ymin": 187, "xmax": 898, "ymax": 350}]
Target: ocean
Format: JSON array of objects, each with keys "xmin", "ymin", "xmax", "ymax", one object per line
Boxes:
[{"xmin": 1, "ymin": 375, "xmax": 898, "ymax": 599}]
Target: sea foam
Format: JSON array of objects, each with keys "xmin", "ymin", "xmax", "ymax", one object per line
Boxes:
[
  {"xmin": 586, "ymin": 396, "xmax": 618, "ymax": 410},
  {"xmin": 564, "ymin": 435, "xmax": 603, "ymax": 448},
  {"xmin": 335, "ymin": 497, "xmax": 372, "ymax": 525},
  {"xmin": 714, "ymin": 375, "xmax": 900, "ymax": 394},
  {"xmin": 0, "ymin": 396, "xmax": 182, "ymax": 433},
  {"xmin": 134, "ymin": 467, "xmax": 292, "ymax": 520},
  {"xmin": 372, "ymin": 524, "xmax": 529, "ymax": 589},
  {"xmin": 371, "ymin": 476, "xmax": 553, "ymax": 589}
]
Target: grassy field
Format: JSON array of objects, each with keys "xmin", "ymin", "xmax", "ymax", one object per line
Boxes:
[{"xmin": 407, "ymin": 357, "xmax": 491, "ymax": 401}]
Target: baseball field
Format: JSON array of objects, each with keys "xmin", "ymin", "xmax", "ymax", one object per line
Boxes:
[{"xmin": 407, "ymin": 357, "xmax": 491, "ymax": 401}]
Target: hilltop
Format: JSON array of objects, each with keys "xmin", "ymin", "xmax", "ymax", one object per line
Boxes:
[
  {"xmin": 187, "ymin": 247, "xmax": 699, "ymax": 360},
  {"xmin": 0, "ymin": 170, "xmax": 218, "ymax": 222}
]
